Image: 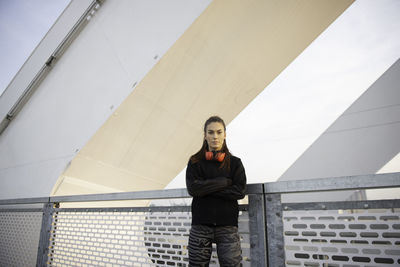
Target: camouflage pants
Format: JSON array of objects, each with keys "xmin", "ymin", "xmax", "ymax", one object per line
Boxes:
[{"xmin": 188, "ymin": 225, "xmax": 242, "ymax": 267}]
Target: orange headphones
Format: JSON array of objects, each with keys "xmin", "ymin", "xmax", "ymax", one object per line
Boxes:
[{"xmin": 205, "ymin": 151, "xmax": 225, "ymax": 162}]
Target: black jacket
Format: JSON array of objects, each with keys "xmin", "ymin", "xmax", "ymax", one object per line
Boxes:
[{"xmin": 186, "ymin": 155, "xmax": 246, "ymax": 226}]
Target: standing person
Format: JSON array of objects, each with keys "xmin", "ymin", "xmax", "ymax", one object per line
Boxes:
[{"xmin": 186, "ymin": 116, "xmax": 247, "ymax": 267}]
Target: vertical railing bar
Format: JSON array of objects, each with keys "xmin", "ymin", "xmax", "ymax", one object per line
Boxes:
[
  {"xmin": 36, "ymin": 200, "xmax": 55, "ymax": 267},
  {"xmin": 264, "ymin": 192, "xmax": 270, "ymax": 267},
  {"xmin": 265, "ymin": 193, "xmax": 285, "ymax": 267},
  {"xmin": 248, "ymin": 184, "xmax": 267, "ymax": 266}
]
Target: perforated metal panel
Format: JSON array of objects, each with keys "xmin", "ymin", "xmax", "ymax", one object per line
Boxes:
[
  {"xmin": 48, "ymin": 207, "xmax": 251, "ymax": 266},
  {"xmin": 283, "ymin": 208, "xmax": 400, "ymax": 266},
  {"xmin": 0, "ymin": 211, "xmax": 43, "ymax": 267}
]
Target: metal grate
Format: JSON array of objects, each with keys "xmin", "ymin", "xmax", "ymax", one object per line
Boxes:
[
  {"xmin": 283, "ymin": 208, "xmax": 400, "ymax": 266},
  {"xmin": 0, "ymin": 210, "xmax": 43, "ymax": 267},
  {"xmin": 48, "ymin": 207, "xmax": 251, "ymax": 266}
]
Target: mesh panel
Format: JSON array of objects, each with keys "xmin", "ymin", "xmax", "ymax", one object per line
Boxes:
[
  {"xmin": 48, "ymin": 208, "xmax": 250, "ymax": 266},
  {"xmin": 283, "ymin": 208, "xmax": 400, "ymax": 266},
  {"xmin": 0, "ymin": 211, "xmax": 43, "ymax": 267}
]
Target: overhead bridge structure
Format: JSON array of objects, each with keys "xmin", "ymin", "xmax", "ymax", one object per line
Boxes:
[
  {"xmin": 1, "ymin": 0, "xmax": 400, "ymax": 266},
  {"xmin": 0, "ymin": 0, "xmax": 356, "ymax": 199}
]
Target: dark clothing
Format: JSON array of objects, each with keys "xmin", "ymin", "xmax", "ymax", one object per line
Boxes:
[
  {"xmin": 188, "ymin": 225, "xmax": 241, "ymax": 267},
  {"xmin": 186, "ymin": 155, "xmax": 247, "ymax": 226}
]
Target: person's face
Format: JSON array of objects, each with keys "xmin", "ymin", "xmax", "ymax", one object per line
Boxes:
[{"xmin": 205, "ymin": 122, "xmax": 226, "ymax": 151}]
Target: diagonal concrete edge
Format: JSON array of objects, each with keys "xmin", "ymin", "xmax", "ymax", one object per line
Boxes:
[{"xmin": 53, "ymin": 0, "xmax": 354, "ymax": 197}]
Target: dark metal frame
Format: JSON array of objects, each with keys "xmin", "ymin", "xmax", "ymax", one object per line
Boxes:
[
  {"xmin": 265, "ymin": 193, "xmax": 285, "ymax": 267},
  {"xmin": 0, "ymin": 172, "xmax": 399, "ymax": 267},
  {"xmin": 248, "ymin": 185, "xmax": 267, "ymax": 266}
]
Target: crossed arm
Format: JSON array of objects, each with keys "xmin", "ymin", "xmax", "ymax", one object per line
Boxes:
[
  {"xmin": 210, "ymin": 162, "xmax": 246, "ymax": 200},
  {"xmin": 186, "ymin": 160, "xmax": 246, "ymax": 200}
]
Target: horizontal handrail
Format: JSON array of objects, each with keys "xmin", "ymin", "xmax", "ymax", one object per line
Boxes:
[
  {"xmin": 0, "ymin": 197, "xmax": 50, "ymax": 205},
  {"xmin": 0, "ymin": 173, "xmax": 399, "ymax": 205},
  {"xmin": 51, "ymin": 188, "xmax": 190, "ymax": 203},
  {"xmin": 264, "ymin": 172, "xmax": 400, "ymax": 194},
  {"xmin": 0, "ymin": 184, "xmax": 263, "ymax": 205}
]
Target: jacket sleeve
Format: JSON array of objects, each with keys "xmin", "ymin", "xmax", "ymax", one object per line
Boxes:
[
  {"xmin": 210, "ymin": 159, "xmax": 247, "ymax": 200},
  {"xmin": 186, "ymin": 161, "xmax": 231, "ymax": 197}
]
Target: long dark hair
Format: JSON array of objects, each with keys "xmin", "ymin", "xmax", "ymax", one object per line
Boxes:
[{"xmin": 190, "ymin": 116, "xmax": 231, "ymax": 170}]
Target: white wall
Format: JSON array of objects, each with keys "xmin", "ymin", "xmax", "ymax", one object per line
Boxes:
[{"xmin": 0, "ymin": 0, "xmax": 212, "ymax": 199}]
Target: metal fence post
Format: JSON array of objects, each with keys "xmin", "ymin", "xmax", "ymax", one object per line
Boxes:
[
  {"xmin": 36, "ymin": 202, "xmax": 56, "ymax": 267},
  {"xmin": 248, "ymin": 186, "xmax": 267, "ymax": 267},
  {"xmin": 265, "ymin": 193, "xmax": 285, "ymax": 266}
]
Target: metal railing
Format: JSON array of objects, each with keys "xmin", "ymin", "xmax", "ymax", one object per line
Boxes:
[{"xmin": 0, "ymin": 172, "xmax": 399, "ymax": 266}]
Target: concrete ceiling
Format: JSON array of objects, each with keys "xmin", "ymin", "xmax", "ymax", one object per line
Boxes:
[{"xmin": 52, "ymin": 0, "xmax": 354, "ymax": 197}]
